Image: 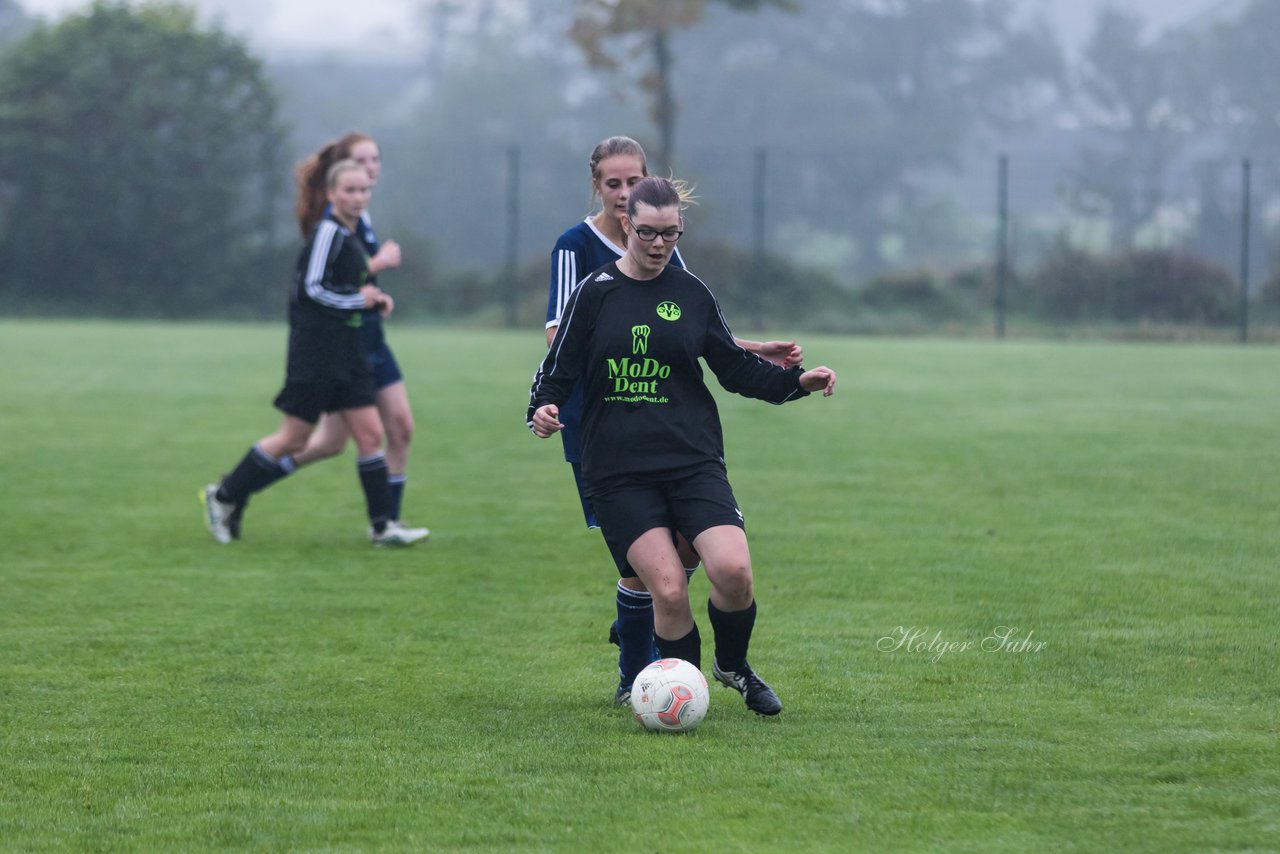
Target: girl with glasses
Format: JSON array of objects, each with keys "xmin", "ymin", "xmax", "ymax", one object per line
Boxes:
[
  {"xmin": 530, "ymin": 176, "xmax": 837, "ymax": 716},
  {"xmin": 545, "ymin": 137, "xmax": 804, "ymax": 705}
]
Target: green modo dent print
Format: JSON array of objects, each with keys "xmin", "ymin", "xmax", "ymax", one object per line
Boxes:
[{"xmin": 605, "ymin": 355, "xmax": 672, "ymax": 400}]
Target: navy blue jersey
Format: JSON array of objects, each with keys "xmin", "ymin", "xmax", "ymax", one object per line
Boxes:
[
  {"xmin": 355, "ymin": 211, "xmax": 385, "ymax": 328},
  {"xmin": 357, "ymin": 210, "xmax": 378, "ymax": 254},
  {"xmin": 546, "ymin": 218, "xmax": 684, "ymax": 329},
  {"xmin": 546, "ymin": 218, "xmax": 684, "ymax": 462},
  {"xmin": 528, "ymin": 261, "xmax": 808, "ymax": 485}
]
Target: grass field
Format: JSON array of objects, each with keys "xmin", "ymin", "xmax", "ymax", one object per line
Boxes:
[{"xmin": 1, "ymin": 319, "xmax": 1277, "ymax": 851}]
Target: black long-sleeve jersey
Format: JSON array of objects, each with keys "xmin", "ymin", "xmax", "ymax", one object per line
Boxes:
[
  {"xmin": 527, "ymin": 261, "xmax": 808, "ymax": 485},
  {"xmin": 278, "ymin": 212, "xmax": 371, "ymax": 394},
  {"xmin": 288, "ymin": 213, "xmax": 369, "ymax": 328}
]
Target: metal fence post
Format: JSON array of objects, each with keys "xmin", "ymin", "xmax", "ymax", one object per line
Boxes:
[
  {"xmin": 995, "ymin": 153, "xmax": 1009, "ymax": 339},
  {"xmin": 752, "ymin": 147, "xmax": 767, "ymax": 332},
  {"xmin": 506, "ymin": 145, "xmax": 520, "ymax": 328},
  {"xmin": 1239, "ymin": 157, "xmax": 1251, "ymax": 344}
]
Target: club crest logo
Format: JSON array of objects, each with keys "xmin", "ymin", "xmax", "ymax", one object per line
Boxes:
[
  {"xmin": 631, "ymin": 324, "xmax": 651, "ymax": 355},
  {"xmin": 656, "ymin": 301, "xmax": 681, "ymax": 322}
]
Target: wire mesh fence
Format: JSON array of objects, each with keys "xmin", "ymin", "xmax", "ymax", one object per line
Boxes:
[{"xmin": 374, "ymin": 138, "xmax": 1277, "ymax": 337}]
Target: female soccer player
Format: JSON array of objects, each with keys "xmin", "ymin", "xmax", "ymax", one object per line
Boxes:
[
  {"xmin": 229, "ymin": 133, "xmax": 427, "ymax": 541},
  {"xmin": 201, "ymin": 159, "xmax": 426, "ymax": 547},
  {"xmin": 530, "ymin": 176, "xmax": 837, "ymax": 716},
  {"xmin": 546, "ymin": 136, "xmax": 804, "ymax": 705}
]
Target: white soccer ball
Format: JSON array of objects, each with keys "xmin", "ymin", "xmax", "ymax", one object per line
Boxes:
[{"xmin": 630, "ymin": 658, "xmax": 709, "ymax": 733}]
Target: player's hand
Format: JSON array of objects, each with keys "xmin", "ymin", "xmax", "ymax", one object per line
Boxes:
[
  {"xmin": 799, "ymin": 366, "xmax": 836, "ymax": 397},
  {"xmin": 370, "ymin": 240, "xmax": 402, "ymax": 274},
  {"xmin": 378, "ymin": 292, "xmax": 395, "ymax": 319},
  {"xmin": 530, "ymin": 404, "xmax": 563, "ymax": 438},
  {"xmin": 359, "ymin": 284, "xmax": 383, "ymax": 309},
  {"xmin": 757, "ymin": 340, "xmax": 803, "ymax": 368}
]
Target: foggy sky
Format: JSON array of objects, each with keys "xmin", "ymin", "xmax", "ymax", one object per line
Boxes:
[{"xmin": 15, "ymin": 0, "xmax": 1229, "ymax": 62}]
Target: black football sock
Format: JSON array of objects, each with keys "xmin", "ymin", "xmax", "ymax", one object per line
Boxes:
[
  {"xmin": 218, "ymin": 444, "xmax": 286, "ymax": 504},
  {"xmin": 708, "ymin": 599, "xmax": 757, "ymax": 673},
  {"xmin": 655, "ymin": 623, "xmax": 701, "ymax": 671},
  {"xmin": 256, "ymin": 454, "xmax": 297, "ymax": 491},
  {"xmin": 388, "ymin": 473, "xmax": 406, "ymax": 521},
  {"xmin": 616, "ymin": 583, "xmax": 657, "ymax": 687},
  {"xmin": 357, "ymin": 452, "xmax": 392, "ymax": 533}
]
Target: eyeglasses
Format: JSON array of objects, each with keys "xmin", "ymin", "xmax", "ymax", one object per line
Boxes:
[{"xmin": 632, "ymin": 225, "xmax": 684, "ymax": 243}]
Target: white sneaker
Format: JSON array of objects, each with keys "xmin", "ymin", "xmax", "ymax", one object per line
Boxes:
[
  {"xmin": 201, "ymin": 484, "xmax": 235, "ymax": 544},
  {"xmin": 370, "ymin": 520, "xmax": 430, "ymax": 547}
]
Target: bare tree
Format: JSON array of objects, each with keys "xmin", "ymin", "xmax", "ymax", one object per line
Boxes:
[
  {"xmin": 1067, "ymin": 8, "xmax": 1196, "ymax": 250},
  {"xmin": 570, "ymin": 0, "xmax": 798, "ymax": 172}
]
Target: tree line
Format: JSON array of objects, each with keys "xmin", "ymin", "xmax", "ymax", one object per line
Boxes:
[{"xmin": 1, "ymin": 0, "xmax": 1277, "ymax": 328}]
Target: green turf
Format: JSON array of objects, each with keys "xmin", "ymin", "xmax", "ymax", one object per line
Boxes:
[{"xmin": 1, "ymin": 319, "xmax": 1276, "ymax": 851}]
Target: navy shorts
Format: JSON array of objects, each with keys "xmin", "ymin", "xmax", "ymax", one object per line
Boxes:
[
  {"xmin": 589, "ymin": 462, "xmax": 744, "ymax": 578},
  {"xmin": 360, "ymin": 312, "xmax": 404, "ymax": 389},
  {"xmin": 570, "ymin": 461, "xmax": 598, "ymax": 529},
  {"xmin": 557, "ymin": 383, "xmax": 585, "ymax": 462}
]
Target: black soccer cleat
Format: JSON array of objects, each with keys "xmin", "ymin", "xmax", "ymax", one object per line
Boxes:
[
  {"xmin": 227, "ymin": 499, "xmax": 246, "ymax": 540},
  {"xmin": 216, "ymin": 475, "xmax": 247, "ymax": 541},
  {"xmin": 712, "ymin": 659, "xmax": 782, "ymax": 716},
  {"xmin": 613, "ymin": 682, "xmax": 632, "ymax": 706}
]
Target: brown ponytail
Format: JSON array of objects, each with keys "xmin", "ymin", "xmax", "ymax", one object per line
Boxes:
[{"xmin": 293, "ymin": 132, "xmax": 375, "ymax": 238}]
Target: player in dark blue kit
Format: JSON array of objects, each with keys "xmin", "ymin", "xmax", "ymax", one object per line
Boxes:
[
  {"xmin": 201, "ymin": 159, "xmax": 426, "ymax": 547},
  {"xmin": 531, "ymin": 177, "xmax": 837, "ymax": 716},
  {"xmin": 546, "ymin": 137, "xmax": 805, "ymax": 705}
]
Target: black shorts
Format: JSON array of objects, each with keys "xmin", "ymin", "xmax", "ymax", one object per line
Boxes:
[
  {"xmin": 589, "ymin": 462, "xmax": 744, "ymax": 578},
  {"xmin": 273, "ymin": 325, "xmax": 376, "ymax": 423}
]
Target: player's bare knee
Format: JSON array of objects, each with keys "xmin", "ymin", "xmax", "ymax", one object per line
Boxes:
[
  {"xmin": 709, "ymin": 560, "xmax": 753, "ymax": 599},
  {"xmin": 649, "ymin": 573, "xmax": 689, "ymax": 605},
  {"xmin": 386, "ymin": 415, "xmax": 413, "ymax": 454},
  {"xmin": 352, "ymin": 429, "xmax": 385, "ymax": 457},
  {"xmin": 652, "ymin": 591, "xmax": 692, "ymax": 623},
  {"xmin": 394, "ymin": 412, "xmax": 415, "ymax": 441}
]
